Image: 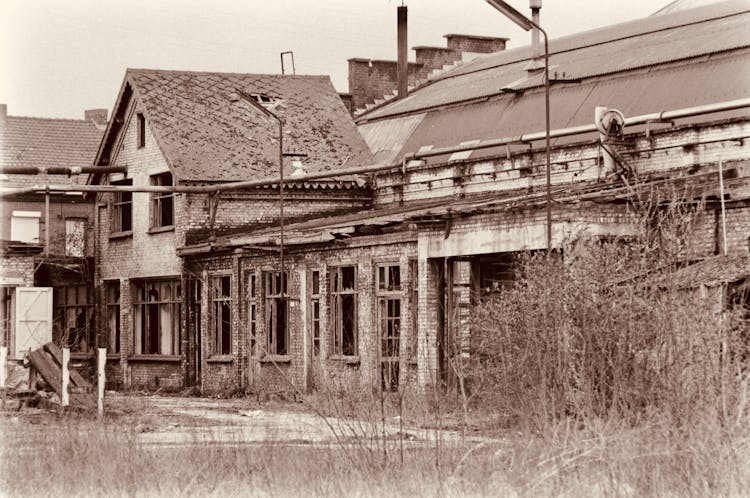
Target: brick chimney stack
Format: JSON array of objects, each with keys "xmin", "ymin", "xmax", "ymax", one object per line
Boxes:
[{"xmin": 397, "ymin": 6, "xmax": 408, "ymax": 99}]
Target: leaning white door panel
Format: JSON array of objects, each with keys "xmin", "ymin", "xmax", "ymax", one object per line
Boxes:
[{"xmin": 14, "ymin": 287, "xmax": 53, "ymax": 359}]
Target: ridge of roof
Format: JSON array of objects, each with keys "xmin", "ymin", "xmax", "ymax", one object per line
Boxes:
[
  {"xmin": 3, "ymin": 115, "xmax": 96, "ymax": 124},
  {"xmin": 125, "ymin": 67, "xmax": 330, "ymax": 80},
  {"xmin": 356, "ymin": 0, "xmax": 750, "ymax": 121}
]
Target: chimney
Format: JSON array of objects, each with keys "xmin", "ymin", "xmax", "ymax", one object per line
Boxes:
[
  {"xmin": 525, "ymin": 0, "xmax": 545, "ymax": 72},
  {"xmin": 397, "ymin": 5, "xmax": 408, "ymax": 99},
  {"xmin": 85, "ymin": 108, "xmax": 108, "ymax": 126},
  {"xmin": 0, "ymin": 104, "xmax": 7, "ymax": 124}
]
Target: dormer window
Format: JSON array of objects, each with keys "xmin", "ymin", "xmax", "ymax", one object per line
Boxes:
[{"xmin": 136, "ymin": 113, "xmax": 146, "ymax": 149}]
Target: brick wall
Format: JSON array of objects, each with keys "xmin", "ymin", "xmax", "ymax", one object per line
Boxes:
[
  {"xmin": 444, "ymin": 34, "xmax": 507, "ymax": 53},
  {"xmin": 189, "ymin": 236, "xmax": 418, "ymax": 394},
  {"xmin": 348, "ymin": 59, "xmax": 424, "ymax": 112},
  {"xmin": 1, "ymin": 197, "xmax": 94, "ymax": 257}
]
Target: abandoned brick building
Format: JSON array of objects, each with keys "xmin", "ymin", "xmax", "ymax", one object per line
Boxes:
[
  {"xmin": 3, "ymin": 1, "xmax": 748, "ymax": 396},
  {"xmin": 88, "ymin": 69, "xmax": 372, "ymax": 389},
  {"xmin": 178, "ymin": 0, "xmax": 750, "ymax": 394},
  {"xmin": 0, "ymin": 104, "xmax": 106, "ymax": 368}
]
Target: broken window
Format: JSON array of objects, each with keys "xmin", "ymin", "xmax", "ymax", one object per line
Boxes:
[
  {"xmin": 265, "ymin": 271, "xmax": 288, "ymax": 356},
  {"xmin": 211, "ymin": 275, "xmax": 231, "ymax": 355},
  {"xmin": 105, "ymin": 281, "xmax": 120, "ymax": 354},
  {"xmin": 110, "ymin": 179, "xmax": 132, "ymax": 234},
  {"xmin": 310, "ymin": 270, "xmax": 321, "ymax": 357},
  {"xmin": 378, "ymin": 264, "xmax": 401, "ymax": 390},
  {"xmin": 133, "ymin": 279, "xmax": 181, "ymax": 355},
  {"xmin": 65, "ymin": 218, "xmax": 86, "ymax": 257},
  {"xmin": 331, "ymin": 265, "xmax": 357, "ymax": 357},
  {"xmin": 53, "ymin": 285, "xmax": 94, "ymax": 353},
  {"xmin": 150, "ymin": 172, "xmax": 174, "ymax": 229}
]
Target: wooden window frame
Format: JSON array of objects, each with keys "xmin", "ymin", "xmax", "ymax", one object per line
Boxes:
[
  {"xmin": 265, "ymin": 271, "xmax": 289, "ymax": 356},
  {"xmin": 330, "ymin": 265, "xmax": 358, "ymax": 357},
  {"xmin": 211, "ymin": 275, "xmax": 232, "ymax": 356},
  {"xmin": 149, "ymin": 172, "xmax": 174, "ymax": 231},
  {"xmin": 132, "ymin": 279, "xmax": 181, "ymax": 356},
  {"xmin": 110, "ymin": 179, "xmax": 133, "ymax": 236}
]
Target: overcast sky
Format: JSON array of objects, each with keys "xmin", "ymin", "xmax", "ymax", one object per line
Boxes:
[{"xmin": 1, "ymin": 0, "xmax": 682, "ymax": 120}]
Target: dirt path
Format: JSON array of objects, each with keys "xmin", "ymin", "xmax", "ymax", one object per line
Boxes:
[{"xmin": 105, "ymin": 394, "xmax": 501, "ymax": 449}]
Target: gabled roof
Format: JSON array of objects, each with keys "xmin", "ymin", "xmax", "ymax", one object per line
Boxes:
[
  {"xmin": 0, "ymin": 115, "xmax": 103, "ymax": 188},
  {"xmin": 356, "ymin": 0, "xmax": 750, "ymax": 165},
  {"xmin": 95, "ymin": 69, "xmax": 373, "ymax": 183}
]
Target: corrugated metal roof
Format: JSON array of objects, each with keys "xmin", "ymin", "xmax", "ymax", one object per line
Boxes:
[
  {"xmin": 358, "ymin": 113, "xmax": 426, "ymax": 165},
  {"xmin": 359, "ymin": 1, "xmax": 750, "ymax": 121},
  {"xmin": 389, "ymin": 51, "xmax": 749, "ymax": 164}
]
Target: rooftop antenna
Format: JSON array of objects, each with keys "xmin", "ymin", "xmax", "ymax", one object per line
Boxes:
[{"xmin": 280, "ymin": 51, "xmax": 295, "ymax": 75}]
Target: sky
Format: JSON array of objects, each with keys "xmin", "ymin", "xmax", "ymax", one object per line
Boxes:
[{"xmin": 0, "ymin": 0, "xmax": 682, "ymax": 120}]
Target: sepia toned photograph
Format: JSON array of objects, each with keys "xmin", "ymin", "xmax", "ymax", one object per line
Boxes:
[{"xmin": 1, "ymin": 0, "xmax": 749, "ymax": 496}]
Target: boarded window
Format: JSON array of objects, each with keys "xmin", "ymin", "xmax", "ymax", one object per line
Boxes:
[
  {"xmin": 150, "ymin": 172, "xmax": 174, "ymax": 228},
  {"xmin": 65, "ymin": 218, "xmax": 86, "ymax": 257},
  {"xmin": 10, "ymin": 211, "xmax": 41, "ymax": 244},
  {"xmin": 110, "ymin": 179, "xmax": 132, "ymax": 234},
  {"xmin": 331, "ymin": 265, "xmax": 357, "ymax": 356},
  {"xmin": 211, "ymin": 275, "xmax": 231, "ymax": 355},
  {"xmin": 133, "ymin": 279, "xmax": 181, "ymax": 355},
  {"xmin": 265, "ymin": 271, "xmax": 288, "ymax": 356},
  {"xmin": 14, "ymin": 287, "xmax": 52, "ymax": 359}
]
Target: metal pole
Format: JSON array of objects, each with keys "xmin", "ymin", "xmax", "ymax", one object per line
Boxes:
[
  {"xmin": 278, "ymin": 120, "xmax": 285, "ymax": 295},
  {"xmin": 526, "ymin": 20, "xmax": 551, "ymax": 254},
  {"xmin": 719, "ymin": 156, "xmax": 728, "ymax": 256}
]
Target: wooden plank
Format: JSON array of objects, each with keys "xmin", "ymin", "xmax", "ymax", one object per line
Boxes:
[
  {"xmin": 27, "ymin": 349, "xmax": 62, "ymax": 398},
  {"xmin": 42, "ymin": 343, "xmax": 92, "ymax": 389}
]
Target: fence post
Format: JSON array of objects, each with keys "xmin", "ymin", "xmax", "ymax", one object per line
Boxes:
[
  {"xmin": 97, "ymin": 348, "xmax": 106, "ymax": 417},
  {"xmin": 61, "ymin": 347, "xmax": 70, "ymax": 407}
]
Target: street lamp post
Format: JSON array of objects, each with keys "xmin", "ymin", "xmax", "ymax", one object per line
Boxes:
[{"xmin": 485, "ymin": 0, "xmax": 551, "ymax": 254}]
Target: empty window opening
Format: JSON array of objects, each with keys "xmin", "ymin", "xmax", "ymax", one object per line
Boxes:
[
  {"xmin": 110, "ymin": 179, "xmax": 132, "ymax": 234},
  {"xmin": 105, "ymin": 281, "xmax": 120, "ymax": 353},
  {"xmin": 266, "ymin": 271, "xmax": 288, "ymax": 356},
  {"xmin": 150, "ymin": 172, "xmax": 174, "ymax": 228},
  {"xmin": 133, "ymin": 279, "xmax": 181, "ymax": 355},
  {"xmin": 136, "ymin": 113, "xmax": 146, "ymax": 149},
  {"xmin": 331, "ymin": 265, "xmax": 357, "ymax": 357},
  {"xmin": 211, "ymin": 275, "xmax": 231, "ymax": 355},
  {"xmin": 53, "ymin": 285, "xmax": 94, "ymax": 353}
]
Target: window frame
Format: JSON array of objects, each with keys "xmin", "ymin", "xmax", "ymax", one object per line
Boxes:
[
  {"xmin": 265, "ymin": 271, "xmax": 289, "ymax": 357},
  {"xmin": 10, "ymin": 211, "xmax": 41, "ymax": 244},
  {"xmin": 132, "ymin": 279, "xmax": 181, "ymax": 356},
  {"xmin": 149, "ymin": 171, "xmax": 175, "ymax": 231},
  {"xmin": 110, "ymin": 179, "xmax": 133, "ymax": 236},
  {"xmin": 310, "ymin": 269, "xmax": 321, "ymax": 357},
  {"xmin": 330, "ymin": 265, "xmax": 358, "ymax": 358},
  {"xmin": 211, "ymin": 274, "xmax": 232, "ymax": 356},
  {"xmin": 136, "ymin": 112, "xmax": 146, "ymax": 149},
  {"xmin": 104, "ymin": 281, "xmax": 120, "ymax": 354},
  {"xmin": 377, "ymin": 263, "xmax": 402, "ymax": 391},
  {"xmin": 53, "ymin": 285, "xmax": 94, "ymax": 353},
  {"xmin": 247, "ymin": 273, "xmax": 258, "ymax": 357},
  {"xmin": 64, "ymin": 217, "xmax": 87, "ymax": 257}
]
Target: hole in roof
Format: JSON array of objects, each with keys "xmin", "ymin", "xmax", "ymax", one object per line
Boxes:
[{"xmin": 251, "ymin": 93, "xmax": 280, "ymax": 104}]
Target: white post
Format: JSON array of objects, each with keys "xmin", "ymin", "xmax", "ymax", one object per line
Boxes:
[
  {"xmin": 0, "ymin": 346, "xmax": 7, "ymax": 389},
  {"xmin": 61, "ymin": 347, "xmax": 70, "ymax": 407},
  {"xmin": 97, "ymin": 348, "xmax": 106, "ymax": 417}
]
